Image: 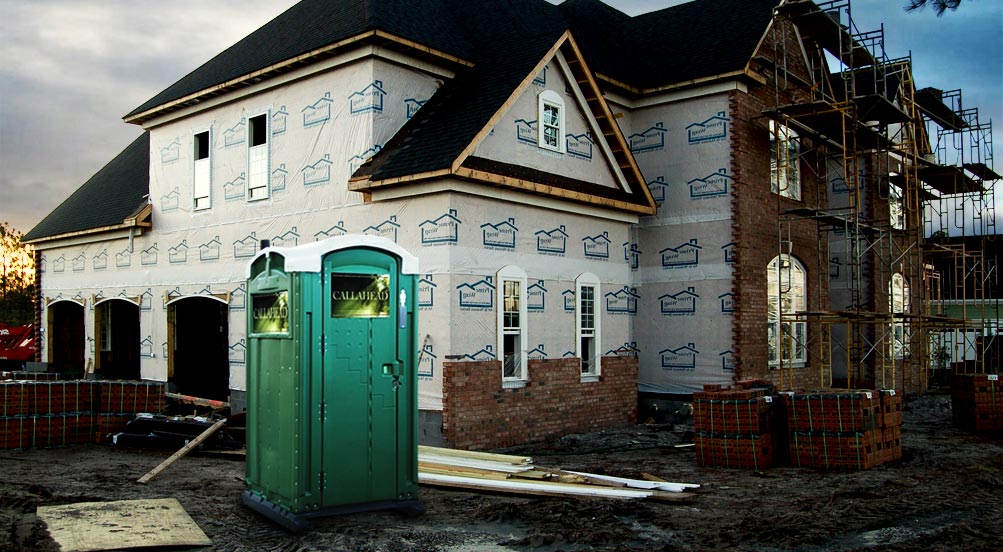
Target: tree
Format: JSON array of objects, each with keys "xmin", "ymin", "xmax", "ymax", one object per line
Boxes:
[
  {"xmin": 0, "ymin": 222, "xmax": 36, "ymax": 325},
  {"xmin": 905, "ymin": 0, "xmax": 963, "ymax": 16}
]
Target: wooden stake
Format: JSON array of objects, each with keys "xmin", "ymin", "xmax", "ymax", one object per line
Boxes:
[{"xmin": 137, "ymin": 419, "xmax": 225, "ymax": 484}]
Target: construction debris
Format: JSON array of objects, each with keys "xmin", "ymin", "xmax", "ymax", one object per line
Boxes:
[
  {"xmin": 417, "ymin": 445, "xmax": 699, "ymax": 502},
  {"xmin": 137, "ymin": 418, "xmax": 226, "ymax": 484}
]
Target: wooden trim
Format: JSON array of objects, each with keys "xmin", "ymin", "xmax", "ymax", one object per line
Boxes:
[
  {"xmin": 348, "ymin": 169, "xmax": 452, "ymax": 191},
  {"xmin": 450, "ymin": 30, "xmax": 572, "ymax": 173},
  {"xmin": 597, "ymin": 68, "xmax": 766, "ymax": 97},
  {"xmin": 372, "ymin": 30, "xmax": 473, "ymax": 68},
  {"xmin": 454, "ymin": 167, "xmax": 655, "ymax": 215},
  {"xmin": 46, "ymin": 297, "xmax": 85, "ymax": 307},
  {"xmin": 93, "ymin": 295, "xmax": 141, "ymax": 307},
  {"xmin": 23, "ymin": 221, "xmax": 144, "ymax": 246}
]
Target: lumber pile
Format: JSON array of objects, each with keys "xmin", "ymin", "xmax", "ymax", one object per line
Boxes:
[
  {"xmin": 951, "ymin": 374, "xmax": 1001, "ymax": 433},
  {"xmin": 417, "ymin": 445, "xmax": 699, "ymax": 502}
]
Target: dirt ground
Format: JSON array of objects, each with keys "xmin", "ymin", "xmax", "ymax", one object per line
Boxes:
[{"xmin": 1, "ymin": 390, "xmax": 1001, "ymax": 552}]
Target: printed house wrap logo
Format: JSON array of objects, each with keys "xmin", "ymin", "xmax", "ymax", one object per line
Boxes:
[
  {"xmin": 660, "ymin": 239, "xmax": 701, "ymax": 269},
  {"xmin": 418, "ymin": 343, "xmax": 436, "ymax": 378},
  {"xmin": 566, "ymin": 133, "xmax": 593, "ymax": 160},
  {"xmin": 234, "ymin": 233, "xmax": 257, "ymax": 259},
  {"xmin": 140, "ymin": 337, "xmax": 153, "ymax": 358},
  {"xmin": 515, "ymin": 119, "xmax": 538, "ymax": 144},
  {"xmin": 582, "ymin": 232, "xmax": 611, "ymax": 259},
  {"xmin": 405, "ymin": 98, "xmax": 427, "ymax": 119},
  {"xmin": 532, "ymin": 67, "xmax": 547, "ymax": 86},
  {"xmin": 160, "ymin": 189, "xmax": 180, "ymax": 211},
  {"xmin": 829, "ymin": 256, "xmax": 842, "ymax": 279},
  {"xmin": 687, "ymin": 111, "xmax": 729, "ymax": 144},
  {"xmin": 647, "ymin": 176, "xmax": 668, "ymax": 205},
  {"xmin": 720, "ymin": 350, "xmax": 736, "ymax": 371},
  {"xmin": 689, "ymin": 169, "xmax": 731, "ymax": 199},
  {"xmin": 535, "ymin": 225, "xmax": 568, "ymax": 255},
  {"xmin": 481, "ymin": 218, "xmax": 518, "ymax": 249},
  {"xmin": 418, "ymin": 274, "xmax": 436, "ymax": 309},
  {"xmin": 456, "ymin": 276, "xmax": 494, "ymax": 309},
  {"xmin": 115, "ymin": 247, "xmax": 131, "ymax": 268},
  {"xmin": 562, "ymin": 289, "xmax": 575, "ymax": 312},
  {"xmin": 722, "ymin": 242, "xmax": 737, "ymax": 264},
  {"xmin": 272, "ymin": 164, "xmax": 288, "ymax": 192},
  {"xmin": 224, "ymin": 173, "xmax": 246, "ymax": 200},
  {"xmin": 314, "ymin": 221, "xmax": 348, "ymax": 241},
  {"xmin": 160, "ymin": 138, "xmax": 181, "ymax": 163},
  {"xmin": 303, "ymin": 155, "xmax": 332, "ymax": 186},
  {"xmin": 223, "ymin": 120, "xmax": 246, "ymax": 147},
  {"xmin": 92, "ymin": 250, "xmax": 108, "ymax": 271},
  {"xmin": 272, "ymin": 227, "xmax": 299, "ymax": 248},
  {"xmin": 141, "ymin": 244, "xmax": 158, "ymax": 266},
  {"xmin": 198, "ymin": 236, "xmax": 221, "ymax": 262},
  {"xmin": 462, "ymin": 345, "xmax": 496, "ymax": 361},
  {"xmin": 271, "ymin": 106, "xmax": 288, "ymax": 135},
  {"xmin": 528, "ymin": 344, "xmax": 548, "ymax": 360},
  {"xmin": 229, "ymin": 339, "xmax": 247, "ymax": 365},
  {"xmin": 605, "ymin": 286, "xmax": 639, "ymax": 315},
  {"xmin": 229, "ymin": 284, "xmax": 247, "ymax": 311},
  {"xmin": 623, "ymin": 242, "xmax": 641, "ymax": 270},
  {"xmin": 420, "ymin": 209, "xmax": 462, "ymax": 245},
  {"xmin": 349, "ymin": 80, "xmax": 387, "ymax": 115},
  {"xmin": 330, "ymin": 273, "xmax": 390, "ymax": 319},
  {"xmin": 364, "ymin": 216, "xmax": 399, "ymax": 242},
  {"xmin": 606, "ymin": 342, "xmax": 639, "ymax": 356},
  {"xmin": 659, "ymin": 287, "xmax": 699, "ymax": 316},
  {"xmin": 302, "ymin": 93, "xmax": 332, "ymax": 127},
  {"xmin": 831, "ymin": 175, "xmax": 850, "ymax": 194},
  {"xmin": 71, "ymin": 253, "xmax": 86, "ymax": 272},
  {"xmin": 349, "ymin": 145, "xmax": 382, "ymax": 174},
  {"xmin": 527, "ymin": 280, "xmax": 547, "ymax": 312},
  {"xmin": 660, "ymin": 343, "xmax": 698, "ymax": 370},
  {"xmin": 168, "ymin": 240, "xmax": 189, "ymax": 264},
  {"xmin": 719, "ymin": 292, "xmax": 736, "ymax": 313},
  {"xmin": 629, "ymin": 122, "xmax": 666, "ymax": 153}
]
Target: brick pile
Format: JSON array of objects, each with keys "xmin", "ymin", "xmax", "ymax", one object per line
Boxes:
[
  {"xmin": 0, "ymin": 379, "xmax": 165, "ymax": 450},
  {"xmin": 693, "ymin": 383, "xmax": 779, "ymax": 470},
  {"xmin": 1, "ymin": 371, "xmax": 61, "ymax": 381},
  {"xmin": 950, "ymin": 374, "xmax": 1001, "ymax": 433},
  {"xmin": 784, "ymin": 389, "xmax": 902, "ymax": 470}
]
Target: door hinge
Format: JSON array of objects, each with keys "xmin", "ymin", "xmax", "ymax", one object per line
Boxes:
[
  {"xmin": 319, "ymin": 471, "xmax": 325, "ymax": 491},
  {"xmin": 320, "ymin": 401, "xmax": 326, "ymax": 420}
]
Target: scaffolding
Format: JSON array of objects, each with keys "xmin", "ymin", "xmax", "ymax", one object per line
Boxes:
[{"xmin": 765, "ymin": 0, "xmax": 999, "ymax": 393}]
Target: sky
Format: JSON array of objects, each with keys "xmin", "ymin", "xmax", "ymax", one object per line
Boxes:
[{"xmin": 1, "ymin": 0, "xmax": 1000, "ymax": 235}]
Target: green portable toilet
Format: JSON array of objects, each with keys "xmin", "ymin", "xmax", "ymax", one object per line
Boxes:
[{"xmin": 242, "ymin": 236, "xmax": 422, "ymax": 531}]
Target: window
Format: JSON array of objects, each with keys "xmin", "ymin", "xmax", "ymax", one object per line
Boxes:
[
  {"xmin": 497, "ymin": 266, "xmax": 528, "ymax": 381},
  {"xmin": 889, "ymin": 178, "xmax": 905, "ymax": 230},
  {"xmin": 537, "ymin": 90, "xmax": 565, "ymax": 153},
  {"xmin": 576, "ymin": 273, "xmax": 601, "ymax": 377},
  {"xmin": 770, "ymin": 120, "xmax": 800, "ymax": 200},
  {"xmin": 247, "ymin": 113, "xmax": 269, "ymax": 201},
  {"xmin": 890, "ymin": 273, "xmax": 910, "ymax": 358},
  {"xmin": 98, "ymin": 303, "xmax": 112, "ymax": 352},
  {"xmin": 193, "ymin": 130, "xmax": 211, "ymax": 210},
  {"xmin": 768, "ymin": 255, "xmax": 807, "ymax": 365}
]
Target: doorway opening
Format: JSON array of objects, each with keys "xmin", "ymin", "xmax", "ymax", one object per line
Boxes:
[{"xmin": 167, "ymin": 297, "xmax": 230, "ymax": 401}]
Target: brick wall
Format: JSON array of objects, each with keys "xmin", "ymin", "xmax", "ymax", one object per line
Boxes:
[{"xmin": 441, "ymin": 356, "xmax": 638, "ymax": 450}]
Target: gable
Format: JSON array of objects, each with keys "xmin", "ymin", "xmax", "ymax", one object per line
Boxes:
[{"xmin": 471, "ymin": 57, "xmax": 618, "ymax": 189}]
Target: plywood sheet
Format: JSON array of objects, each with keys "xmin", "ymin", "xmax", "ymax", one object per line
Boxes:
[{"xmin": 36, "ymin": 497, "xmax": 211, "ymax": 552}]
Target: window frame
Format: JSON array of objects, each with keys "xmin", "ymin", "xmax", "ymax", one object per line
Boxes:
[
  {"xmin": 888, "ymin": 177, "xmax": 905, "ymax": 230},
  {"xmin": 889, "ymin": 273, "xmax": 911, "ymax": 359},
  {"xmin": 497, "ymin": 265, "xmax": 528, "ymax": 384},
  {"xmin": 193, "ymin": 128, "xmax": 212, "ymax": 211},
  {"xmin": 537, "ymin": 90, "xmax": 565, "ymax": 153},
  {"xmin": 247, "ymin": 112, "xmax": 270, "ymax": 202},
  {"xmin": 768, "ymin": 254, "xmax": 807, "ymax": 366},
  {"xmin": 770, "ymin": 120, "xmax": 801, "ymax": 200},
  {"xmin": 575, "ymin": 272, "xmax": 601, "ymax": 380}
]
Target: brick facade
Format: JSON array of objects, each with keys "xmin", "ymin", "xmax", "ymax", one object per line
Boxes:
[{"xmin": 441, "ymin": 356, "xmax": 638, "ymax": 450}]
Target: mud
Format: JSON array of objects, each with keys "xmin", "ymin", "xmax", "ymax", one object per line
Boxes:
[{"xmin": 1, "ymin": 391, "xmax": 1001, "ymax": 551}]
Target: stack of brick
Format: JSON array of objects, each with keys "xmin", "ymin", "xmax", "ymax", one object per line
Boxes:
[
  {"xmin": 784, "ymin": 389, "xmax": 902, "ymax": 470},
  {"xmin": 951, "ymin": 374, "xmax": 1001, "ymax": 433},
  {"xmin": 693, "ymin": 385, "xmax": 777, "ymax": 470},
  {"xmin": 0, "ymin": 379, "xmax": 166, "ymax": 450},
  {"xmin": 1, "ymin": 371, "xmax": 61, "ymax": 381}
]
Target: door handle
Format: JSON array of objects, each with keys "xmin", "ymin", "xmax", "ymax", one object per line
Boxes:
[{"xmin": 382, "ymin": 362, "xmax": 401, "ymax": 377}]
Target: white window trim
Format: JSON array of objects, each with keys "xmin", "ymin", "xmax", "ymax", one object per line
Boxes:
[
  {"xmin": 770, "ymin": 120, "xmax": 801, "ymax": 200},
  {"xmin": 888, "ymin": 177, "xmax": 905, "ymax": 230},
  {"xmin": 497, "ymin": 265, "xmax": 528, "ymax": 385},
  {"xmin": 576, "ymin": 272, "xmax": 601, "ymax": 381},
  {"xmin": 537, "ymin": 90, "xmax": 565, "ymax": 153},
  {"xmin": 247, "ymin": 111, "xmax": 270, "ymax": 202},
  {"xmin": 192, "ymin": 127, "xmax": 212, "ymax": 211},
  {"xmin": 890, "ymin": 273, "xmax": 911, "ymax": 359},
  {"xmin": 768, "ymin": 254, "xmax": 807, "ymax": 367}
]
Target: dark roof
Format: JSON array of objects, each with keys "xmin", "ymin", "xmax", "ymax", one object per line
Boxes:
[
  {"xmin": 24, "ymin": 133, "xmax": 149, "ymax": 242},
  {"xmin": 126, "ymin": 0, "xmax": 473, "ymax": 118},
  {"xmin": 563, "ymin": 0, "xmax": 781, "ymax": 91}
]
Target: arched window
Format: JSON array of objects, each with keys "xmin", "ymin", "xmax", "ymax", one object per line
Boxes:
[
  {"xmin": 538, "ymin": 90, "xmax": 565, "ymax": 153},
  {"xmin": 575, "ymin": 273, "xmax": 601, "ymax": 378},
  {"xmin": 497, "ymin": 265, "xmax": 528, "ymax": 381},
  {"xmin": 890, "ymin": 273, "xmax": 910, "ymax": 358},
  {"xmin": 768, "ymin": 255, "xmax": 807, "ymax": 365},
  {"xmin": 770, "ymin": 120, "xmax": 800, "ymax": 200}
]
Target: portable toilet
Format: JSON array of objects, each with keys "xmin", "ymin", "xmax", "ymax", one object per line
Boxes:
[{"xmin": 242, "ymin": 236, "xmax": 422, "ymax": 531}]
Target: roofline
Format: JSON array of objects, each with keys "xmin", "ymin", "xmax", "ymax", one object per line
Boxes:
[
  {"xmin": 23, "ymin": 203, "xmax": 152, "ymax": 246},
  {"xmin": 124, "ymin": 30, "xmax": 474, "ymax": 125},
  {"xmin": 597, "ymin": 68, "xmax": 767, "ymax": 97}
]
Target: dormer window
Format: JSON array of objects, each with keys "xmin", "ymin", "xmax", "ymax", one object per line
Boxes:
[{"xmin": 538, "ymin": 90, "xmax": 565, "ymax": 153}]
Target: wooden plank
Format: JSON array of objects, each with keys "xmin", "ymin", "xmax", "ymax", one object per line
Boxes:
[
  {"xmin": 418, "ymin": 445, "xmax": 531, "ymax": 465},
  {"xmin": 418, "ymin": 452, "xmax": 534, "ymax": 474},
  {"xmin": 419, "ymin": 472, "xmax": 652, "ymax": 500},
  {"xmin": 137, "ymin": 419, "xmax": 225, "ymax": 484}
]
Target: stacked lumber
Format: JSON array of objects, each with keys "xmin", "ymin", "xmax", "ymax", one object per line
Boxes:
[
  {"xmin": 951, "ymin": 374, "xmax": 1001, "ymax": 433},
  {"xmin": 417, "ymin": 445, "xmax": 699, "ymax": 502},
  {"xmin": 0, "ymin": 379, "xmax": 166, "ymax": 450},
  {"xmin": 692, "ymin": 385, "xmax": 777, "ymax": 470},
  {"xmin": 783, "ymin": 389, "xmax": 901, "ymax": 470}
]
